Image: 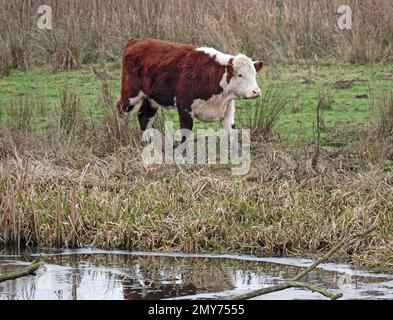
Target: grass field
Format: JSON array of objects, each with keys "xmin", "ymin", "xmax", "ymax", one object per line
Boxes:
[
  {"xmin": 1, "ymin": 63, "xmax": 393, "ymax": 272},
  {"xmin": 1, "ymin": 63, "xmax": 392, "ymax": 140}
]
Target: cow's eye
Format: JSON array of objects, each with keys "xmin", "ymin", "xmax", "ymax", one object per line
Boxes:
[{"xmin": 238, "ymin": 74, "xmax": 243, "ymax": 78}]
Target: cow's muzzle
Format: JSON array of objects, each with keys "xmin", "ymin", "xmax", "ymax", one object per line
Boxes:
[{"xmin": 246, "ymin": 87, "xmax": 261, "ymax": 99}]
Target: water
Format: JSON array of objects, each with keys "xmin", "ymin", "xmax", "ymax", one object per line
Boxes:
[{"xmin": 1, "ymin": 248, "xmax": 392, "ymax": 300}]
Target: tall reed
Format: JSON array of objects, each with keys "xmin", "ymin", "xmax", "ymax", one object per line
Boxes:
[{"xmin": 1, "ymin": 0, "xmax": 392, "ymax": 74}]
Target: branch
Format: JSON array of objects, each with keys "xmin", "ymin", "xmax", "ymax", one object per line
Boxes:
[
  {"xmin": 231, "ymin": 281, "xmax": 343, "ymax": 300},
  {"xmin": 0, "ymin": 261, "xmax": 43, "ymax": 283},
  {"xmin": 291, "ymin": 225, "xmax": 376, "ymax": 282},
  {"xmin": 230, "ymin": 225, "xmax": 377, "ymax": 300}
]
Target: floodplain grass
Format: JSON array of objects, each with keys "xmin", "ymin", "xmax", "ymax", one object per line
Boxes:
[{"xmin": 1, "ymin": 63, "xmax": 392, "ymax": 141}]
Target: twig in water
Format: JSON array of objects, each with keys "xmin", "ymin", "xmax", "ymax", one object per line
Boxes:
[{"xmin": 0, "ymin": 260, "xmax": 43, "ymax": 283}]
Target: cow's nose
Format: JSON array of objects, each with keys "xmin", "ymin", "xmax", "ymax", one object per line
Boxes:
[{"xmin": 252, "ymin": 88, "xmax": 261, "ymax": 97}]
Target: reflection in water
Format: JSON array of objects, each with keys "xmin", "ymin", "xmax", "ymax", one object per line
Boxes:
[
  {"xmin": 121, "ymin": 261, "xmax": 237, "ymax": 300},
  {"xmin": 0, "ymin": 250, "xmax": 392, "ymax": 300}
]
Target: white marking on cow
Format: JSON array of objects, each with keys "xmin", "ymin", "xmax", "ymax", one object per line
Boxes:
[
  {"xmin": 149, "ymin": 98, "xmax": 161, "ymax": 109},
  {"xmin": 191, "ymin": 94, "xmax": 229, "ymax": 122},
  {"xmin": 220, "ymin": 70, "xmax": 230, "ymax": 89},
  {"xmin": 120, "ymin": 91, "xmax": 144, "ymax": 120},
  {"xmin": 233, "ymin": 55, "xmax": 256, "ymax": 74},
  {"xmin": 196, "ymin": 47, "xmax": 234, "ymax": 66},
  {"xmin": 149, "ymin": 97, "xmax": 176, "ymax": 110},
  {"xmin": 129, "ymin": 91, "xmax": 145, "ymax": 106}
]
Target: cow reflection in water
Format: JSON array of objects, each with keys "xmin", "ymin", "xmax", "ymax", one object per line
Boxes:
[{"xmin": 121, "ymin": 265, "xmax": 236, "ymax": 300}]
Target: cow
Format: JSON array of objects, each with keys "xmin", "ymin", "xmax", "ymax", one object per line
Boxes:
[{"xmin": 116, "ymin": 38, "xmax": 265, "ymax": 142}]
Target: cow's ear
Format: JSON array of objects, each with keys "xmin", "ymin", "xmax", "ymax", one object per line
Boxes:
[{"xmin": 254, "ymin": 60, "xmax": 266, "ymax": 72}]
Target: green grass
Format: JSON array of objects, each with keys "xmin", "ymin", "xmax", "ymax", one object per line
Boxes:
[
  {"xmin": 1, "ymin": 63, "xmax": 392, "ymax": 142},
  {"xmin": 0, "ymin": 67, "xmax": 102, "ymax": 125},
  {"xmin": 254, "ymin": 63, "xmax": 393, "ymax": 141}
]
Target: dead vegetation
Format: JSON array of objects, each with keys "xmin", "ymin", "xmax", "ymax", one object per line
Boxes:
[{"xmin": 1, "ymin": 0, "xmax": 393, "ymax": 74}]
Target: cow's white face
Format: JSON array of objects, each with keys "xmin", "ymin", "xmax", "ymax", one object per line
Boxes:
[{"xmin": 227, "ymin": 54, "xmax": 264, "ymax": 99}]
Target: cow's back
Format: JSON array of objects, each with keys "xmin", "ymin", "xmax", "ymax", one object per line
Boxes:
[
  {"xmin": 122, "ymin": 38, "xmax": 196, "ymax": 106},
  {"xmin": 123, "ymin": 38, "xmax": 196, "ymax": 63}
]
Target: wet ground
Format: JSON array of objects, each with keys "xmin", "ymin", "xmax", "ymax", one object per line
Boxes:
[{"xmin": 0, "ymin": 248, "xmax": 392, "ymax": 300}]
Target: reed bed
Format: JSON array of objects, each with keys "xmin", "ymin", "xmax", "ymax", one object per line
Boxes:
[{"xmin": 1, "ymin": 0, "xmax": 393, "ymax": 74}]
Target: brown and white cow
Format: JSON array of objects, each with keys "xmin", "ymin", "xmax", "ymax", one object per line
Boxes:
[{"xmin": 117, "ymin": 38, "xmax": 265, "ymax": 141}]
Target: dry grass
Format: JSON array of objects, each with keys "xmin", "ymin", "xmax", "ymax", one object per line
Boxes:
[
  {"xmin": 0, "ymin": 88, "xmax": 392, "ymax": 271},
  {"xmin": 1, "ymin": 0, "xmax": 393, "ymax": 74},
  {"xmin": 377, "ymin": 90, "xmax": 393, "ymax": 138}
]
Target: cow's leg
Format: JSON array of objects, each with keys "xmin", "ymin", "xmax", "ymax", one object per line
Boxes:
[
  {"xmin": 172, "ymin": 107, "xmax": 193, "ymax": 156},
  {"xmin": 221, "ymin": 100, "xmax": 236, "ymax": 132},
  {"xmin": 138, "ymin": 99, "xmax": 158, "ymax": 144},
  {"xmin": 221, "ymin": 101, "xmax": 239, "ymax": 155},
  {"xmin": 178, "ymin": 107, "xmax": 194, "ymax": 144},
  {"xmin": 138, "ymin": 98, "xmax": 158, "ymax": 131}
]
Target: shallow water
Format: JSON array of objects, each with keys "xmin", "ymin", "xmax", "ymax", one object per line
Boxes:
[{"xmin": 0, "ymin": 248, "xmax": 392, "ymax": 300}]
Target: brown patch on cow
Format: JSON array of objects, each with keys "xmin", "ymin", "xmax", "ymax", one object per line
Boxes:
[{"xmin": 120, "ymin": 38, "xmax": 196, "ymax": 108}]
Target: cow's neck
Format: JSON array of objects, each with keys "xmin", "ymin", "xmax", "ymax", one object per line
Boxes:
[
  {"xmin": 191, "ymin": 90, "xmax": 237, "ymax": 122},
  {"xmin": 221, "ymin": 91, "xmax": 237, "ymax": 105}
]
